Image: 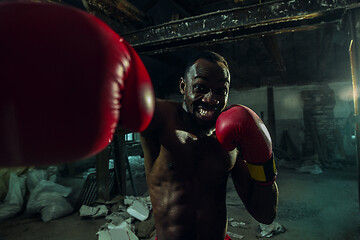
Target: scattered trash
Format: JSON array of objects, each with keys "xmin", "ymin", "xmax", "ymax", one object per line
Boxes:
[
  {"xmin": 79, "ymin": 205, "xmax": 108, "ymax": 218},
  {"xmin": 26, "ymin": 167, "xmax": 73, "ymax": 222},
  {"xmin": 296, "ymin": 164, "xmax": 323, "ymax": 174},
  {"xmin": 124, "ymin": 195, "xmax": 152, "ymax": 209},
  {"xmin": 40, "ymin": 193, "xmax": 74, "ymax": 222},
  {"xmin": 127, "ymin": 199, "xmax": 149, "ymax": 221},
  {"xmin": 0, "ymin": 172, "xmax": 27, "ymax": 221},
  {"xmin": 0, "ymin": 167, "xmax": 29, "ymax": 202},
  {"xmin": 26, "ymin": 180, "xmax": 73, "ymax": 222},
  {"xmin": 230, "ymin": 221, "xmax": 248, "ymax": 229},
  {"xmin": 123, "ymin": 195, "xmax": 152, "ymax": 221},
  {"xmin": 295, "ymin": 155, "xmax": 323, "ymax": 175},
  {"xmin": 88, "ymin": 195, "xmax": 154, "ymax": 240},
  {"xmin": 97, "ymin": 220, "xmax": 138, "ymax": 240},
  {"xmin": 258, "ymin": 222, "xmax": 286, "ymax": 238},
  {"xmin": 228, "ymin": 218, "xmax": 249, "ymax": 229},
  {"xmin": 106, "ymin": 211, "xmax": 131, "ymax": 225},
  {"xmin": 227, "ymin": 232, "xmax": 244, "ymax": 239},
  {"xmin": 27, "ymin": 167, "xmax": 58, "ymax": 192},
  {"xmin": 0, "ymin": 167, "xmax": 73, "ymax": 222},
  {"xmin": 227, "ymin": 218, "xmax": 247, "ymax": 239}
]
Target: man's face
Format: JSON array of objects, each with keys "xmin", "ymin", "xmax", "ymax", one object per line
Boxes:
[{"xmin": 180, "ymin": 58, "xmax": 230, "ymax": 128}]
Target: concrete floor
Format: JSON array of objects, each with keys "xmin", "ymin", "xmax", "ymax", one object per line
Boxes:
[
  {"xmin": 226, "ymin": 166, "xmax": 360, "ymax": 240},
  {"xmin": 0, "ymin": 165, "xmax": 359, "ymax": 240}
]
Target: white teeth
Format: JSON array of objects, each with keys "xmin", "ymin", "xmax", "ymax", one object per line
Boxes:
[{"xmin": 199, "ymin": 108, "xmax": 214, "ymax": 117}]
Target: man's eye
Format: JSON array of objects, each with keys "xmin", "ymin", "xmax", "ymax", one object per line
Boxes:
[{"xmin": 194, "ymin": 85, "xmax": 207, "ymax": 93}]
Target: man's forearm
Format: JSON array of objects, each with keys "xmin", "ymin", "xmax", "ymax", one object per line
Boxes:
[
  {"xmin": 246, "ymin": 181, "xmax": 278, "ymax": 224},
  {"xmin": 231, "ymin": 159, "xmax": 279, "ymax": 224}
]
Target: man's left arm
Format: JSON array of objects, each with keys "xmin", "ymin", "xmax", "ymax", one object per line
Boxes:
[
  {"xmin": 216, "ymin": 104, "xmax": 278, "ymax": 224},
  {"xmin": 230, "ymin": 155, "xmax": 278, "ymax": 224}
]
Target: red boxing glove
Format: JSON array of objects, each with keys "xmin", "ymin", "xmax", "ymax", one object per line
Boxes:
[
  {"xmin": 0, "ymin": 2, "xmax": 154, "ymax": 167},
  {"xmin": 216, "ymin": 105, "xmax": 276, "ymax": 185},
  {"xmin": 118, "ymin": 41, "xmax": 155, "ymax": 132}
]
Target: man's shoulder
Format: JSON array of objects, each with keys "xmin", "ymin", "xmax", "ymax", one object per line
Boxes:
[
  {"xmin": 156, "ymin": 98, "xmax": 181, "ymax": 106},
  {"xmin": 155, "ymin": 98, "xmax": 182, "ymax": 113},
  {"xmin": 141, "ymin": 98, "xmax": 181, "ymax": 136}
]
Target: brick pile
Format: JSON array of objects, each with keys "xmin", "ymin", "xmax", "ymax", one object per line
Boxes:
[{"xmin": 301, "ymin": 85, "xmax": 336, "ymax": 160}]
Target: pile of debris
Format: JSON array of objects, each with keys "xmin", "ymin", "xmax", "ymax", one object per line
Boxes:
[
  {"xmin": 79, "ymin": 198, "xmax": 286, "ymax": 240},
  {"xmin": 227, "ymin": 218, "xmax": 286, "ymax": 239},
  {"xmin": 79, "ymin": 195, "xmax": 155, "ymax": 240},
  {"xmin": 0, "ymin": 167, "xmax": 74, "ymax": 222}
]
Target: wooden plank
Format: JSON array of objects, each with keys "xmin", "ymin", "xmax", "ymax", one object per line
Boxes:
[
  {"xmin": 96, "ymin": 147, "xmax": 110, "ymax": 201},
  {"xmin": 349, "ymin": 7, "xmax": 360, "ymax": 209},
  {"xmin": 267, "ymin": 87, "xmax": 276, "ymax": 146},
  {"xmin": 113, "ymin": 132, "xmax": 127, "ymax": 195},
  {"xmin": 87, "ymin": 0, "xmax": 150, "ymax": 28}
]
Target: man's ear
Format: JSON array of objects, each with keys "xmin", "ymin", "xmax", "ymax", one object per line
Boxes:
[{"xmin": 179, "ymin": 77, "xmax": 186, "ymax": 94}]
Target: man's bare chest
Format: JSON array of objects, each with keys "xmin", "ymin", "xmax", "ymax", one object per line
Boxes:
[{"xmin": 158, "ymin": 128, "xmax": 237, "ymax": 179}]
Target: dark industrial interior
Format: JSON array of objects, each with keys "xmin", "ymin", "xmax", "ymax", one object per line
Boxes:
[{"xmin": 1, "ymin": 0, "xmax": 360, "ymax": 240}]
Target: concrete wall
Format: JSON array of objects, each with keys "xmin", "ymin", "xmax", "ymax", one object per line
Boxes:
[{"xmin": 227, "ymin": 82, "xmax": 355, "ymax": 159}]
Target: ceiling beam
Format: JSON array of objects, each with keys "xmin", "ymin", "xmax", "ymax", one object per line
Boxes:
[
  {"xmin": 121, "ymin": 0, "xmax": 360, "ymax": 54},
  {"xmin": 87, "ymin": 0, "xmax": 150, "ymax": 28}
]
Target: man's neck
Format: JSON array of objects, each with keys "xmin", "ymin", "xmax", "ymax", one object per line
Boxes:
[{"xmin": 180, "ymin": 102, "xmax": 216, "ymax": 137}]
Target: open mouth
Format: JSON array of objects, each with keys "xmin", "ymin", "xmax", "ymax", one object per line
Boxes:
[{"xmin": 196, "ymin": 105, "xmax": 217, "ymax": 121}]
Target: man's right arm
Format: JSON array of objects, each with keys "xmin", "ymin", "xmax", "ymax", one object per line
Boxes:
[
  {"xmin": 139, "ymin": 98, "xmax": 170, "ymax": 173},
  {"xmin": 116, "ymin": 98, "xmax": 164, "ymax": 137},
  {"xmin": 140, "ymin": 98, "xmax": 167, "ymax": 138}
]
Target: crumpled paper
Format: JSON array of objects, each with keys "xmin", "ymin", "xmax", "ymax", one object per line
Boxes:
[
  {"xmin": 79, "ymin": 205, "xmax": 108, "ymax": 218},
  {"xmin": 97, "ymin": 220, "xmax": 138, "ymax": 240},
  {"xmin": 227, "ymin": 232, "xmax": 244, "ymax": 239},
  {"xmin": 258, "ymin": 222, "xmax": 286, "ymax": 238}
]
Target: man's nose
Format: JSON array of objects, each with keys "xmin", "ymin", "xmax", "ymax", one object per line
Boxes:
[{"xmin": 202, "ymin": 91, "xmax": 219, "ymax": 105}]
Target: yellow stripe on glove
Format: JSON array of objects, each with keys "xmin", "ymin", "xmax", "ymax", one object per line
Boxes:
[{"xmin": 245, "ymin": 156, "xmax": 277, "ymax": 184}]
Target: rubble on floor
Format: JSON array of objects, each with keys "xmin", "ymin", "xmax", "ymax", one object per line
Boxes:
[
  {"xmin": 296, "ymin": 155, "xmax": 323, "ymax": 174},
  {"xmin": 0, "ymin": 172, "xmax": 27, "ymax": 221},
  {"xmin": 226, "ymin": 218, "xmax": 246, "ymax": 239},
  {"xmin": 0, "ymin": 167, "xmax": 74, "ymax": 222},
  {"xmin": 227, "ymin": 231, "xmax": 244, "ymax": 239},
  {"xmin": 80, "ymin": 195, "xmax": 154, "ymax": 240},
  {"xmin": 277, "ymin": 152, "xmax": 352, "ymax": 175},
  {"xmin": 97, "ymin": 219, "xmax": 138, "ymax": 240},
  {"xmin": 79, "ymin": 205, "xmax": 108, "ymax": 218},
  {"xmin": 276, "ymin": 154, "xmax": 324, "ymax": 175},
  {"xmin": 227, "ymin": 217, "xmax": 286, "ymax": 239},
  {"xmin": 296, "ymin": 163, "xmax": 323, "ymax": 174},
  {"xmin": 26, "ymin": 179, "xmax": 73, "ymax": 222},
  {"xmin": 228, "ymin": 218, "xmax": 249, "ymax": 229},
  {"xmin": 258, "ymin": 222, "xmax": 286, "ymax": 238}
]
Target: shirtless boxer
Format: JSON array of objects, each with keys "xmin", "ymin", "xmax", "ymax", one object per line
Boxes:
[{"xmin": 140, "ymin": 51, "xmax": 278, "ymax": 240}]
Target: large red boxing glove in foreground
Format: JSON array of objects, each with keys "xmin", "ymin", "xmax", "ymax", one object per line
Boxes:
[
  {"xmin": 216, "ymin": 105, "xmax": 277, "ymax": 185},
  {"xmin": 0, "ymin": 2, "xmax": 154, "ymax": 167}
]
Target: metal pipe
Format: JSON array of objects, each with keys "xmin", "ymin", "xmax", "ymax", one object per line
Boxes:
[{"xmin": 349, "ymin": 38, "xmax": 360, "ymax": 210}]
